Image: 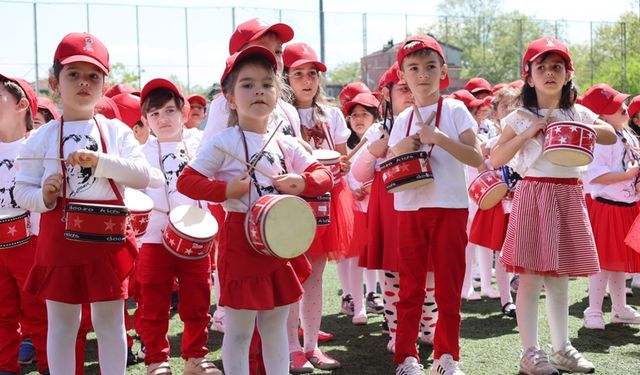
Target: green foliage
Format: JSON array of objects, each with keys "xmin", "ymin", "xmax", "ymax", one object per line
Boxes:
[
  {"xmin": 326, "ymin": 61, "xmax": 361, "ymax": 85},
  {"xmin": 108, "ymin": 62, "xmax": 140, "ymax": 88}
]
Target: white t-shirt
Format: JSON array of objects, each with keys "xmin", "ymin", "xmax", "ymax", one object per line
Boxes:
[
  {"xmin": 388, "ymin": 98, "xmax": 475, "ymax": 210},
  {"xmin": 189, "ymin": 126, "xmax": 317, "ymax": 213},
  {"xmin": 584, "ymin": 127, "xmax": 639, "ymax": 204},
  {"xmin": 298, "ymin": 105, "xmax": 350, "ymax": 151},
  {"xmin": 0, "ymin": 137, "xmax": 40, "ymax": 235},
  {"xmin": 139, "ymin": 137, "xmax": 203, "ymax": 244}
]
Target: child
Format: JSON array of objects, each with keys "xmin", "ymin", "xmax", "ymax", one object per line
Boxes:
[
  {"xmin": 283, "ymin": 41, "xmax": 353, "ymax": 371},
  {"xmin": 388, "ymin": 35, "xmax": 483, "ymax": 375},
  {"xmin": 185, "ymin": 94, "xmax": 207, "ymax": 130},
  {"xmin": 34, "ymin": 97, "xmax": 59, "ymax": 129},
  {"xmin": 177, "ymin": 45, "xmax": 332, "ymax": 375},
  {"xmin": 0, "ymin": 74, "xmax": 49, "ymax": 375},
  {"xmin": 338, "ymin": 81, "xmax": 371, "ymax": 106},
  {"xmin": 581, "ymin": 83, "xmax": 640, "ymax": 329},
  {"xmin": 134, "ymin": 78, "xmax": 220, "ymax": 375},
  {"xmin": 490, "ymin": 37, "xmax": 616, "ymax": 375},
  {"xmin": 14, "ymin": 32, "xmax": 153, "ymax": 375},
  {"xmin": 629, "ymin": 96, "xmax": 640, "ymax": 137}
]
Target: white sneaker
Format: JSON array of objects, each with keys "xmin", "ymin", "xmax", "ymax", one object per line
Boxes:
[
  {"xmin": 631, "ymin": 275, "xmax": 640, "ymax": 289},
  {"xmin": 610, "ymin": 305, "xmax": 640, "ymax": 324},
  {"xmin": 396, "ymin": 357, "xmax": 424, "ymax": 375},
  {"xmin": 430, "ymin": 354, "xmax": 464, "ymax": 375},
  {"xmin": 480, "ymin": 288, "xmax": 500, "ymax": 299},
  {"xmin": 462, "ymin": 291, "xmax": 481, "ymax": 301},
  {"xmin": 583, "ymin": 308, "xmax": 605, "ymax": 330},
  {"xmin": 209, "ymin": 310, "xmax": 225, "ymax": 333},
  {"xmin": 549, "ymin": 343, "xmax": 594, "ymax": 373},
  {"xmin": 519, "ymin": 347, "xmax": 558, "ymax": 375}
]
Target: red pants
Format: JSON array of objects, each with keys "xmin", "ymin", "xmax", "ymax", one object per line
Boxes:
[
  {"xmin": 393, "ymin": 208, "xmax": 467, "ymax": 364},
  {"xmin": 137, "ymin": 243, "xmax": 211, "ymax": 364},
  {"xmin": 0, "ymin": 237, "xmax": 48, "ymax": 374}
]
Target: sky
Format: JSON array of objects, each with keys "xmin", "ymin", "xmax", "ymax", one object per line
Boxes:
[{"xmin": 1, "ymin": 0, "xmax": 637, "ymax": 92}]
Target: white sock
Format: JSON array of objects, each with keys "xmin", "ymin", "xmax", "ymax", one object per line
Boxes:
[
  {"xmin": 462, "ymin": 243, "xmax": 477, "ymax": 296},
  {"xmin": 543, "ymin": 276, "xmax": 569, "ymax": 352},
  {"xmin": 336, "ymin": 257, "xmax": 350, "ymax": 297},
  {"xmin": 222, "ymin": 307, "xmax": 257, "ymax": 375},
  {"xmin": 516, "ymin": 274, "xmax": 543, "ymax": 350},
  {"xmin": 347, "ymin": 257, "xmax": 366, "ymax": 318},
  {"xmin": 301, "ymin": 255, "xmax": 327, "ymax": 352},
  {"xmin": 421, "ymin": 272, "xmax": 437, "ymax": 338},
  {"xmin": 383, "ymin": 271, "xmax": 400, "ymax": 342},
  {"xmin": 364, "ymin": 269, "xmax": 378, "ymax": 295},
  {"xmin": 46, "ymin": 300, "xmax": 82, "ymax": 375},
  {"xmin": 257, "ymin": 305, "xmax": 290, "ymax": 375},
  {"xmin": 588, "ymin": 271, "xmax": 609, "ymax": 313},
  {"xmin": 608, "ymin": 271, "xmax": 628, "ymax": 312},
  {"xmin": 478, "ymin": 246, "xmax": 495, "ymax": 292},
  {"xmin": 91, "ymin": 300, "xmax": 127, "ymax": 375},
  {"xmin": 495, "ymin": 261, "xmax": 513, "ymax": 306}
]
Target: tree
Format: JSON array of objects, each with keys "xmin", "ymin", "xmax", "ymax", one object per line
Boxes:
[
  {"xmin": 108, "ymin": 62, "xmax": 141, "ymax": 88},
  {"xmin": 326, "ymin": 61, "xmax": 361, "ymax": 85}
]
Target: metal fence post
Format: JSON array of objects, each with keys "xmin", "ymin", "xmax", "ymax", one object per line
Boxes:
[
  {"xmin": 185, "ymin": 7, "xmax": 191, "ymax": 93},
  {"xmin": 33, "ymin": 2, "xmax": 39, "ymax": 93}
]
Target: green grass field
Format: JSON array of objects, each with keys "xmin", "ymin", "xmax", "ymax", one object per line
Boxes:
[{"xmin": 21, "ymin": 264, "xmax": 640, "ymax": 374}]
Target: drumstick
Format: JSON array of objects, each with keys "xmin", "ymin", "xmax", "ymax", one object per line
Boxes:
[
  {"xmin": 214, "ymin": 145, "xmax": 274, "ymax": 179},
  {"xmin": 248, "ymin": 121, "xmax": 282, "ymax": 175},
  {"xmin": 346, "ymin": 136, "xmax": 368, "ymax": 161},
  {"xmin": 17, "ymin": 157, "xmax": 66, "ymax": 161},
  {"xmin": 412, "ymin": 105, "xmax": 437, "ymax": 127},
  {"xmin": 543, "ymin": 101, "xmax": 557, "ymax": 124}
]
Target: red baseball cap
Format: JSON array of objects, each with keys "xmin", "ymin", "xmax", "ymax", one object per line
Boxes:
[
  {"xmin": 229, "ymin": 18, "xmax": 294, "ymax": 55},
  {"xmin": 397, "ymin": 35, "xmax": 449, "ymax": 90},
  {"xmin": 339, "ymin": 82, "xmax": 371, "ymax": 104},
  {"xmin": 451, "ymin": 90, "xmax": 492, "ymax": 109},
  {"xmin": 464, "ymin": 77, "xmax": 492, "ymax": 95},
  {"xmin": 522, "ymin": 37, "xmax": 573, "ymax": 78},
  {"xmin": 283, "ymin": 42, "xmax": 327, "ymax": 72},
  {"xmin": 341, "ymin": 92, "xmax": 380, "ymax": 116},
  {"xmin": 187, "ymin": 94, "xmax": 207, "ymax": 107},
  {"xmin": 221, "ymin": 46, "xmax": 277, "ymax": 91},
  {"xmin": 491, "ymin": 83, "xmax": 507, "ymax": 95},
  {"xmin": 509, "ymin": 80, "xmax": 524, "ymax": 90},
  {"xmin": 105, "ymin": 83, "xmax": 136, "ymax": 98},
  {"xmin": 37, "ymin": 97, "xmax": 60, "ymax": 120},
  {"xmin": 629, "ymin": 96, "xmax": 640, "ymax": 118},
  {"xmin": 95, "ymin": 96, "xmax": 122, "ymax": 120},
  {"xmin": 377, "ymin": 62, "xmax": 405, "ymax": 91},
  {"xmin": 54, "ymin": 32, "xmax": 109, "ymax": 74},
  {"xmin": 0, "ymin": 74, "xmax": 38, "ymax": 120},
  {"xmin": 581, "ymin": 83, "xmax": 629, "ymax": 116},
  {"xmin": 140, "ymin": 78, "xmax": 185, "ymax": 108},
  {"xmin": 111, "ymin": 93, "xmax": 141, "ymax": 128}
]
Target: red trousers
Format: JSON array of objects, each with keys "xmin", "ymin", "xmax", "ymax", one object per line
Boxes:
[
  {"xmin": 137, "ymin": 243, "xmax": 212, "ymax": 364},
  {"xmin": 0, "ymin": 237, "xmax": 48, "ymax": 374},
  {"xmin": 393, "ymin": 208, "xmax": 467, "ymax": 364}
]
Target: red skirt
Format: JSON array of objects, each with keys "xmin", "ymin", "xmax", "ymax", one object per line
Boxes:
[
  {"xmin": 469, "ymin": 203, "xmax": 509, "ymax": 251},
  {"xmin": 217, "ymin": 213, "xmax": 304, "ymax": 310},
  {"xmin": 207, "ymin": 203, "xmax": 226, "ymax": 270},
  {"xmin": 306, "ymin": 178, "xmax": 354, "ymax": 261},
  {"xmin": 24, "ymin": 198, "xmax": 137, "ymax": 304},
  {"xmin": 359, "ymin": 171, "xmax": 399, "ymax": 271},
  {"xmin": 588, "ymin": 198, "xmax": 640, "ymax": 272},
  {"xmin": 345, "ymin": 210, "xmax": 367, "ymax": 259},
  {"xmin": 500, "ymin": 177, "xmax": 599, "ymax": 277}
]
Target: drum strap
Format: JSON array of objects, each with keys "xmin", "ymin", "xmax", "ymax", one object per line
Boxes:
[{"xmin": 405, "ymin": 96, "xmax": 443, "ymax": 160}]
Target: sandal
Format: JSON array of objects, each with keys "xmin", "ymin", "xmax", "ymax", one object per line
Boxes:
[
  {"xmin": 305, "ymin": 349, "xmax": 341, "ymax": 370},
  {"xmin": 502, "ymin": 302, "xmax": 516, "ymax": 318},
  {"xmin": 147, "ymin": 362, "xmax": 172, "ymax": 375}
]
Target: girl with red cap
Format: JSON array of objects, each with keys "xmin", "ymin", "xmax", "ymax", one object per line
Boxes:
[
  {"xmin": 491, "ymin": 37, "xmax": 616, "ymax": 375},
  {"xmin": 14, "ymin": 32, "xmax": 153, "ymax": 375}
]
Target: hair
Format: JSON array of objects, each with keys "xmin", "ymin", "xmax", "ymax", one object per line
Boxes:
[
  {"xmin": 222, "ymin": 56, "xmax": 285, "ymax": 127},
  {"xmin": 1, "ymin": 79, "xmax": 33, "ymax": 131},
  {"xmin": 283, "ymin": 66, "xmax": 332, "ymax": 125},
  {"xmin": 141, "ymin": 88, "xmax": 185, "ymax": 116},
  {"xmin": 37, "ymin": 108, "xmax": 55, "ymax": 123},
  {"xmin": 491, "ymin": 87, "xmax": 521, "ymax": 112},
  {"xmin": 346, "ymin": 105, "xmax": 379, "ymax": 149},
  {"xmin": 380, "ymin": 82, "xmax": 395, "ymax": 132},
  {"xmin": 520, "ymin": 52, "xmax": 575, "ymax": 114},
  {"xmin": 628, "ymin": 113, "xmax": 640, "ymax": 138},
  {"xmin": 400, "ymin": 48, "xmax": 444, "ymax": 70}
]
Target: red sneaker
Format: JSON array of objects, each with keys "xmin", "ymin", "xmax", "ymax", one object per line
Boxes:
[
  {"xmin": 298, "ymin": 328, "xmax": 334, "ymax": 342},
  {"xmin": 305, "ymin": 349, "xmax": 341, "ymax": 370},
  {"xmin": 289, "ymin": 350, "xmax": 314, "ymax": 374}
]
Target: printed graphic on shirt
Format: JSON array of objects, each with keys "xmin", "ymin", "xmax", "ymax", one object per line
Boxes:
[
  {"xmin": 0, "ymin": 159, "xmax": 17, "ymax": 208},
  {"xmin": 248, "ymin": 150, "xmax": 286, "ymax": 196},
  {"xmin": 63, "ymin": 134, "xmax": 98, "ymax": 197},
  {"xmin": 302, "ymin": 123, "xmax": 327, "ymax": 149},
  {"xmin": 161, "ymin": 149, "xmax": 190, "ymax": 195},
  {"xmin": 274, "ymin": 112, "xmax": 295, "ymax": 137}
]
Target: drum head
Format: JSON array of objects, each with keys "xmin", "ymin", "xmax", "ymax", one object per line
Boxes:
[
  {"xmin": 169, "ymin": 205, "xmax": 218, "ymax": 240},
  {"xmin": 263, "ymin": 196, "xmax": 316, "ymax": 259},
  {"xmin": 0, "ymin": 208, "xmax": 27, "ymax": 220},
  {"xmin": 124, "ymin": 188, "xmax": 154, "ymax": 212},
  {"xmin": 544, "ymin": 149, "xmax": 593, "ymax": 167},
  {"xmin": 479, "ymin": 185, "xmax": 509, "ymax": 210},
  {"xmin": 312, "ymin": 149, "xmax": 341, "ymax": 164}
]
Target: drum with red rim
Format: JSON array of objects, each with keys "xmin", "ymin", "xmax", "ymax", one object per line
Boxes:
[
  {"xmin": 313, "ymin": 149, "xmax": 342, "ymax": 185},
  {"xmin": 543, "ymin": 121, "xmax": 596, "ymax": 167},
  {"xmin": 124, "ymin": 189, "xmax": 153, "ymax": 237},
  {"xmin": 163, "ymin": 205, "xmax": 218, "ymax": 260},
  {"xmin": 302, "ymin": 193, "xmax": 331, "ymax": 226},
  {"xmin": 245, "ymin": 195, "xmax": 316, "ymax": 259},
  {"xmin": 64, "ymin": 203, "xmax": 128, "ymax": 243},
  {"xmin": 380, "ymin": 151, "xmax": 433, "ymax": 193},
  {"xmin": 468, "ymin": 170, "xmax": 509, "ymax": 210},
  {"xmin": 0, "ymin": 208, "xmax": 31, "ymax": 249}
]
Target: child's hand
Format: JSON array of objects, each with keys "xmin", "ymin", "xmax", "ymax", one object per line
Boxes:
[
  {"xmin": 522, "ymin": 121, "xmax": 546, "ymax": 139},
  {"xmin": 626, "ymin": 162, "xmax": 640, "ymax": 179},
  {"xmin": 418, "ymin": 126, "xmax": 446, "ymax": 146},
  {"xmin": 391, "ymin": 134, "xmax": 421, "ymax": 156},
  {"xmin": 352, "ymin": 187, "xmax": 368, "ymax": 201},
  {"xmin": 43, "ymin": 173, "xmax": 63, "ymax": 208},
  {"xmin": 66, "ymin": 150, "xmax": 99, "ymax": 168},
  {"xmin": 225, "ymin": 174, "xmax": 251, "ymax": 199},
  {"xmin": 367, "ymin": 134, "xmax": 389, "ymax": 158},
  {"xmin": 340, "ymin": 155, "xmax": 351, "ymax": 176},
  {"xmin": 272, "ymin": 174, "xmax": 305, "ymax": 195}
]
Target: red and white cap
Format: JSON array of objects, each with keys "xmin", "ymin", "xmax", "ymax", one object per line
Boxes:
[
  {"xmin": 140, "ymin": 78, "xmax": 185, "ymax": 107},
  {"xmin": 0, "ymin": 74, "xmax": 38, "ymax": 120},
  {"xmin": 522, "ymin": 37, "xmax": 573, "ymax": 78},
  {"xmin": 339, "ymin": 82, "xmax": 371, "ymax": 104},
  {"xmin": 629, "ymin": 96, "xmax": 640, "ymax": 118},
  {"xmin": 397, "ymin": 35, "xmax": 449, "ymax": 90},
  {"xmin": 187, "ymin": 94, "xmax": 207, "ymax": 107},
  {"xmin": 283, "ymin": 42, "xmax": 326, "ymax": 72},
  {"xmin": 229, "ymin": 18, "xmax": 294, "ymax": 55},
  {"xmin": 221, "ymin": 46, "xmax": 277, "ymax": 91},
  {"xmin": 37, "ymin": 97, "xmax": 60, "ymax": 120},
  {"xmin": 377, "ymin": 62, "xmax": 405, "ymax": 91},
  {"xmin": 491, "ymin": 83, "xmax": 507, "ymax": 95},
  {"xmin": 464, "ymin": 77, "xmax": 492, "ymax": 95},
  {"xmin": 581, "ymin": 83, "xmax": 629, "ymax": 116},
  {"xmin": 450, "ymin": 90, "xmax": 492, "ymax": 109},
  {"xmin": 95, "ymin": 96, "xmax": 122, "ymax": 120},
  {"xmin": 341, "ymin": 92, "xmax": 380, "ymax": 116},
  {"xmin": 111, "ymin": 93, "xmax": 141, "ymax": 128},
  {"xmin": 105, "ymin": 83, "xmax": 136, "ymax": 98},
  {"xmin": 54, "ymin": 32, "xmax": 110, "ymax": 74},
  {"xmin": 509, "ymin": 80, "xmax": 524, "ymax": 90}
]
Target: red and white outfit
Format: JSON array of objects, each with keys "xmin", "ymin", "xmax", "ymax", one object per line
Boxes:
[
  {"xmin": 0, "ymin": 137, "xmax": 48, "ymax": 374},
  {"xmin": 388, "ymin": 98, "xmax": 475, "ymax": 364}
]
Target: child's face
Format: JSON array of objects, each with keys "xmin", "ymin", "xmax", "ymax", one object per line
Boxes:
[
  {"xmin": 288, "ymin": 63, "xmax": 319, "ymax": 108},
  {"xmin": 473, "ymin": 105, "xmax": 490, "ymax": 124},
  {"xmin": 133, "ymin": 121, "xmax": 151, "ymax": 144},
  {"xmin": 0, "ymin": 84, "xmax": 23, "ymax": 129},
  {"xmin": 33, "ymin": 111, "xmax": 47, "ymax": 129},
  {"xmin": 227, "ymin": 63, "xmax": 277, "ymax": 123},
  {"xmin": 51, "ymin": 62, "xmax": 105, "ymax": 117},
  {"xmin": 389, "ymin": 83, "xmax": 414, "ymax": 116},
  {"xmin": 526, "ymin": 53, "xmax": 570, "ymax": 97},
  {"xmin": 495, "ymin": 95, "xmax": 517, "ymax": 121},
  {"xmin": 144, "ymin": 100, "xmax": 184, "ymax": 141},
  {"xmin": 348, "ymin": 105, "xmax": 375, "ymax": 138},
  {"xmin": 187, "ymin": 102, "xmax": 205, "ymax": 129},
  {"xmin": 399, "ymin": 51, "xmax": 447, "ymax": 105},
  {"xmin": 246, "ymin": 33, "xmax": 284, "ymax": 74},
  {"xmin": 601, "ymin": 104, "xmax": 629, "ymax": 130}
]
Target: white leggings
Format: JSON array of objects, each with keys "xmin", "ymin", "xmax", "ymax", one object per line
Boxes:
[
  {"xmin": 336, "ymin": 256, "xmax": 365, "ymax": 317},
  {"xmin": 47, "ymin": 299, "xmax": 126, "ymax": 375},
  {"xmin": 588, "ymin": 270, "xmax": 627, "ymax": 312}
]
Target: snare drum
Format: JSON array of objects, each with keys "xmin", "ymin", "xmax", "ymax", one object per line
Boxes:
[
  {"xmin": 124, "ymin": 189, "xmax": 153, "ymax": 237},
  {"xmin": 544, "ymin": 121, "xmax": 596, "ymax": 167},
  {"xmin": 245, "ymin": 195, "xmax": 316, "ymax": 259},
  {"xmin": 0, "ymin": 208, "xmax": 31, "ymax": 249},
  {"xmin": 379, "ymin": 151, "xmax": 433, "ymax": 193},
  {"xmin": 302, "ymin": 193, "xmax": 331, "ymax": 226},
  {"xmin": 468, "ymin": 170, "xmax": 509, "ymax": 210},
  {"xmin": 163, "ymin": 205, "xmax": 218, "ymax": 260},
  {"xmin": 312, "ymin": 149, "xmax": 342, "ymax": 184},
  {"xmin": 64, "ymin": 203, "xmax": 129, "ymax": 243}
]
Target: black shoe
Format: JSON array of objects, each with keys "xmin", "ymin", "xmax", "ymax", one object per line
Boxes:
[
  {"xmin": 126, "ymin": 347, "xmax": 138, "ymax": 365},
  {"xmin": 502, "ymin": 302, "xmax": 516, "ymax": 318},
  {"xmin": 170, "ymin": 290, "xmax": 179, "ymax": 311}
]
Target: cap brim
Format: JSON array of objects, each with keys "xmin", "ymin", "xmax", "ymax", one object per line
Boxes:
[
  {"xmin": 290, "ymin": 59, "xmax": 327, "ymax": 72},
  {"xmin": 59, "ymin": 55, "xmax": 109, "ymax": 74},
  {"xmin": 603, "ymin": 92, "xmax": 630, "ymax": 115},
  {"xmin": 221, "ymin": 46, "xmax": 278, "ymax": 90},
  {"xmin": 250, "ymin": 23, "xmax": 294, "ymax": 45}
]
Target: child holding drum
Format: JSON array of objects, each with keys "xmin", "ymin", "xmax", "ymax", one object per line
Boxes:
[
  {"xmin": 177, "ymin": 46, "xmax": 332, "ymax": 375},
  {"xmin": 14, "ymin": 32, "xmax": 153, "ymax": 375},
  {"xmin": 490, "ymin": 37, "xmax": 616, "ymax": 375},
  {"xmin": 387, "ymin": 35, "xmax": 483, "ymax": 375}
]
